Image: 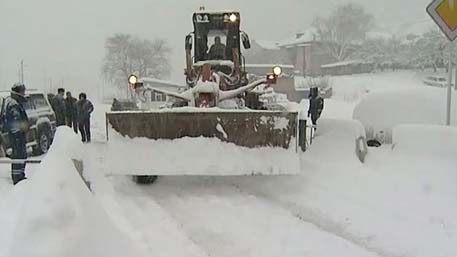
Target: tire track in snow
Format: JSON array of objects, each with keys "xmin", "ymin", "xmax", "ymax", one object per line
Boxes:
[
  {"xmin": 229, "ymin": 182, "xmax": 405, "ymax": 257},
  {"xmin": 139, "ymin": 177, "xmax": 382, "ymax": 257},
  {"xmin": 84, "ymin": 148, "xmax": 211, "ymax": 257}
]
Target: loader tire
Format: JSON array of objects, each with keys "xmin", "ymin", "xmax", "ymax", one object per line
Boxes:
[
  {"xmin": 367, "ymin": 139, "xmax": 381, "ymax": 148},
  {"xmin": 133, "ymin": 175, "xmax": 158, "ymax": 185}
]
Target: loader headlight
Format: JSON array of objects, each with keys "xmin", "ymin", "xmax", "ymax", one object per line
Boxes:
[
  {"xmin": 128, "ymin": 74, "xmax": 138, "ymax": 85},
  {"xmin": 229, "ymin": 13, "xmax": 237, "ymax": 22},
  {"xmin": 273, "ymin": 66, "xmax": 282, "ymax": 76}
]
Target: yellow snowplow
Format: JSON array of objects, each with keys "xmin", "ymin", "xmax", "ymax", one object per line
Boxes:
[{"xmin": 104, "ymin": 11, "xmax": 303, "ymax": 183}]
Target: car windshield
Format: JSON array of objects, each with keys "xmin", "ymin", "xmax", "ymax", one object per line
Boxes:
[{"xmin": 1, "ymin": 1, "xmax": 456, "ymax": 257}]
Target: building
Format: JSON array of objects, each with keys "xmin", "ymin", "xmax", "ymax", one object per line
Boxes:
[
  {"xmin": 246, "ymin": 29, "xmax": 337, "ymax": 77},
  {"xmin": 244, "ymin": 40, "xmax": 291, "ymax": 65},
  {"xmin": 139, "ymin": 78, "xmax": 187, "ymax": 109},
  {"xmin": 276, "ymin": 29, "xmax": 337, "ymax": 76}
]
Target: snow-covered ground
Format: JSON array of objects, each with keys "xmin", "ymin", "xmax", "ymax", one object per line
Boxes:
[{"xmin": 1, "ymin": 71, "xmax": 456, "ymax": 257}]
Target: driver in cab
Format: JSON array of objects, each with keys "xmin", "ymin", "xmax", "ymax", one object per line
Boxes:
[{"xmin": 208, "ymin": 36, "xmax": 226, "ymax": 60}]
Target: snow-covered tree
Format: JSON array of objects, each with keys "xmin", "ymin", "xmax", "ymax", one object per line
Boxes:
[
  {"xmin": 353, "ymin": 38, "xmax": 410, "ymax": 70},
  {"xmin": 101, "ymin": 34, "xmax": 171, "ymax": 89},
  {"xmin": 409, "ymin": 30, "xmax": 451, "ymax": 72},
  {"xmin": 313, "ymin": 3, "xmax": 375, "ymax": 61}
]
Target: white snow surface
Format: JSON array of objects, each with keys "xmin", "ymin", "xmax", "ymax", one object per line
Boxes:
[
  {"xmin": 392, "ymin": 124, "xmax": 457, "ymax": 161},
  {"xmin": 104, "ymin": 128, "xmax": 300, "ymax": 175},
  {"xmin": 2, "ymin": 71, "xmax": 457, "ymax": 257},
  {"xmin": 0, "ymin": 127, "xmax": 147, "ymax": 257}
]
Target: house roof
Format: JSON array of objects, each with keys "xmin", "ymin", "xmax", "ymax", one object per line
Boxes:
[
  {"xmin": 277, "ymin": 28, "xmax": 319, "ymax": 48},
  {"xmin": 321, "ymin": 60, "xmax": 365, "ymax": 69},
  {"xmin": 253, "ymin": 40, "xmax": 280, "ymax": 50}
]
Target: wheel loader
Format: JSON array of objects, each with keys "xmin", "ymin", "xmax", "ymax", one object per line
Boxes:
[{"xmin": 105, "ymin": 11, "xmax": 303, "ymax": 183}]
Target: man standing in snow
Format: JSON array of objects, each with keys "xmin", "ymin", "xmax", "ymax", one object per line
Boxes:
[
  {"xmin": 65, "ymin": 91, "xmax": 78, "ymax": 133},
  {"xmin": 308, "ymin": 87, "xmax": 324, "ymax": 129},
  {"xmin": 76, "ymin": 93, "xmax": 94, "ymax": 143},
  {"xmin": 53, "ymin": 88, "xmax": 66, "ymax": 126},
  {"xmin": 4, "ymin": 83, "xmax": 30, "ymax": 185}
]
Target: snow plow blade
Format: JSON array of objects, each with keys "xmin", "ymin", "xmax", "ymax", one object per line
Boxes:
[{"xmin": 104, "ymin": 110, "xmax": 300, "ymax": 176}]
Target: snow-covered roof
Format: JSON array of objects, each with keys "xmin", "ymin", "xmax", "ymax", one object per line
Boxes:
[
  {"xmin": 254, "ymin": 40, "xmax": 280, "ymax": 50},
  {"xmin": 0, "ymin": 89, "xmax": 46, "ymax": 98},
  {"xmin": 321, "ymin": 60, "xmax": 364, "ymax": 69},
  {"xmin": 277, "ymin": 28, "xmax": 319, "ymax": 48}
]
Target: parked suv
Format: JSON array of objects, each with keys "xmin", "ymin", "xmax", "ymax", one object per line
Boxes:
[{"xmin": 0, "ymin": 90, "xmax": 56, "ymax": 157}]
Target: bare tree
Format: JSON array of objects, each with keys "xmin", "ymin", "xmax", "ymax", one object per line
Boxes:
[
  {"xmin": 313, "ymin": 3, "xmax": 375, "ymax": 61},
  {"xmin": 101, "ymin": 34, "xmax": 171, "ymax": 89}
]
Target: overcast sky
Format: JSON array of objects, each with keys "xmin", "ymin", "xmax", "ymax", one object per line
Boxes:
[{"xmin": 0, "ymin": 0, "xmax": 432, "ymax": 97}]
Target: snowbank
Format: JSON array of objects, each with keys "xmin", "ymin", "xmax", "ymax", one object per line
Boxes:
[
  {"xmin": 392, "ymin": 124, "xmax": 457, "ymax": 162},
  {"xmin": 0, "ymin": 127, "xmax": 146, "ymax": 257},
  {"xmin": 233, "ymin": 119, "xmax": 457, "ymax": 257},
  {"xmin": 310, "ymin": 119, "xmax": 366, "ymax": 165},
  {"xmin": 353, "ymin": 87, "xmax": 451, "ymax": 142},
  {"xmin": 104, "ymin": 128, "xmax": 300, "ymax": 175}
]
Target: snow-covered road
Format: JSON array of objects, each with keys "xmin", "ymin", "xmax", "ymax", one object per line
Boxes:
[{"xmin": 1, "ymin": 71, "xmax": 456, "ymax": 257}]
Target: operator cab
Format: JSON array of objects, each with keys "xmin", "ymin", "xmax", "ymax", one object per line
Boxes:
[{"xmin": 185, "ymin": 11, "xmax": 251, "ymax": 88}]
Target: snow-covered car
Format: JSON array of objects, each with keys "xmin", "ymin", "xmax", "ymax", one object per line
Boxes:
[
  {"xmin": 423, "ymin": 76, "xmax": 453, "ymax": 88},
  {"xmin": 0, "ymin": 90, "xmax": 56, "ymax": 157}
]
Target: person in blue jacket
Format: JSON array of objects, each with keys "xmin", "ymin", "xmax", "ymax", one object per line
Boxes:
[{"xmin": 3, "ymin": 83, "xmax": 30, "ymax": 185}]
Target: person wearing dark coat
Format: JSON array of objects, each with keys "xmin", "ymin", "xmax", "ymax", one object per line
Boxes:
[
  {"xmin": 53, "ymin": 88, "xmax": 66, "ymax": 126},
  {"xmin": 76, "ymin": 93, "xmax": 94, "ymax": 143},
  {"xmin": 3, "ymin": 83, "xmax": 30, "ymax": 185},
  {"xmin": 65, "ymin": 91, "xmax": 78, "ymax": 133},
  {"xmin": 308, "ymin": 87, "xmax": 324, "ymax": 128},
  {"xmin": 208, "ymin": 36, "xmax": 226, "ymax": 60}
]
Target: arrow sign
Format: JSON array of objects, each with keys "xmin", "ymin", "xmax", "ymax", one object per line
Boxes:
[{"xmin": 427, "ymin": 0, "xmax": 457, "ymax": 41}]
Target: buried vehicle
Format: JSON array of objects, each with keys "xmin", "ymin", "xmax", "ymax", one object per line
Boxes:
[
  {"xmin": 105, "ymin": 11, "xmax": 302, "ymax": 183},
  {"xmin": 0, "ymin": 90, "xmax": 56, "ymax": 158}
]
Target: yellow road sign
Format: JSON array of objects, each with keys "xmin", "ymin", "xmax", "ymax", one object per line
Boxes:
[{"xmin": 427, "ymin": 0, "xmax": 457, "ymax": 41}]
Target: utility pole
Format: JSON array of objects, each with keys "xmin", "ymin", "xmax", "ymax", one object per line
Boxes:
[
  {"xmin": 20, "ymin": 60, "xmax": 24, "ymax": 84},
  {"xmin": 446, "ymin": 43, "xmax": 453, "ymax": 126}
]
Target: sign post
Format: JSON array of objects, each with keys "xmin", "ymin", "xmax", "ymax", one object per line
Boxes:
[
  {"xmin": 427, "ymin": 0, "xmax": 457, "ymax": 126},
  {"xmin": 446, "ymin": 45, "xmax": 453, "ymax": 125}
]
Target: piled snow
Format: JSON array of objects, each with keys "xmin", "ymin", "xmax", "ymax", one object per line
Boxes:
[
  {"xmin": 311, "ymin": 119, "xmax": 366, "ymax": 165},
  {"xmin": 0, "ymin": 127, "xmax": 146, "ymax": 257},
  {"xmin": 353, "ymin": 87, "xmax": 455, "ymax": 142},
  {"xmin": 230, "ymin": 119, "xmax": 457, "ymax": 257},
  {"xmin": 104, "ymin": 128, "xmax": 300, "ymax": 175}
]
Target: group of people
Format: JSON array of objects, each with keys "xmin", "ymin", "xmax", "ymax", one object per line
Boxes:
[
  {"xmin": 3, "ymin": 83, "xmax": 94, "ymax": 185},
  {"xmin": 48, "ymin": 88, "xmax": 94, "ymax": 143}
]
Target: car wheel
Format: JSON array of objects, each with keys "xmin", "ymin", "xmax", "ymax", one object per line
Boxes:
[
  {"xmin": 33, "ymin": 128, "xmax": 51, "ymax": 155},
  {"xmin": 133, "ymin": 175, "xmax": 158, "ymax": 185}
]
